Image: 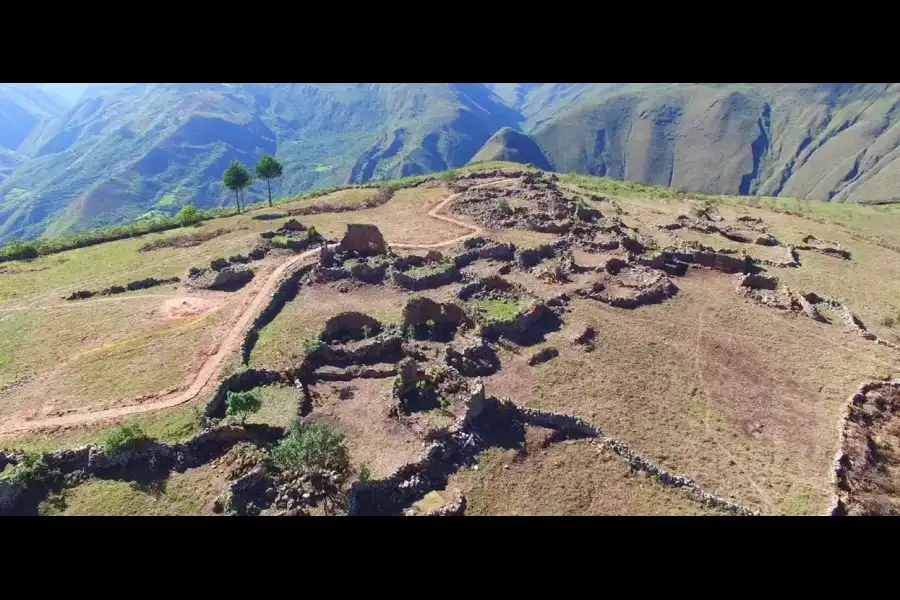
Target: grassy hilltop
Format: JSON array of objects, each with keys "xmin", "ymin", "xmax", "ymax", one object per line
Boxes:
[{"xmin": 1, "ymin": 161, "xmax": 899, "ymax": 516}]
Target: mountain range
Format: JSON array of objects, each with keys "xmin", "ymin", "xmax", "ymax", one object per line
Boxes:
[{"xmin": 2, "ymin": 82, "xmax": 900, "ymax": 242}]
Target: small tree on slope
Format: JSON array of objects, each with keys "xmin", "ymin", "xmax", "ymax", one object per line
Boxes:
[
  {"xmin": 254, "ymin": 154, "xmax": 284, "ymax": 208},
  {"xmin": 222, "ymin": 161, "xmax": 252, "ymax": 213},
  {"xmin": 226, "ymin": 390, "xmax": 262, "ymax": 425}
]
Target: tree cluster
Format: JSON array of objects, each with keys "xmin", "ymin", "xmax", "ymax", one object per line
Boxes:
[{"xmin": 221, "ymin": 154, "xmax": 284, "ymax": 212}]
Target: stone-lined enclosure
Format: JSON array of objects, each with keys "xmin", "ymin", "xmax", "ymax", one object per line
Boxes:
[{"xmin": 4, "ymin": 169, "xmax": 889, "ymax": 516}]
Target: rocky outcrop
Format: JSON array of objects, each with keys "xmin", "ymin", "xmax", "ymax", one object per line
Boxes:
[{"xmin": 337, "ymin": 224, "xmax": 388, "ymax": 257}]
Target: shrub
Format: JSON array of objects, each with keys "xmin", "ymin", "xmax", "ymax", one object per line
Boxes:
[
  {"xmin": 300, "ymin": 338, "xmax": 323, "ymax": 357},
  {"xmin": 273, "ymin": 420, "xmax": 349, "ymax": 473},
  {"xmin": 497, "ymin": 198, "xmax": 511, "ymax": 215},
  {"xmin": 226, "ymin": 391, "xmax": 262, "ymax": 424},
  {"xmin": 175, "ymin": 204, "xmax": 202, "ymax": 226},
  {"xmin": 7, "ymin": 452, "xmax": 57, "ymax": 487},
  {"xmin": 882, "ymin": 315, "xmax": 898, "ymax": 328},
  {"xmin": 361, "ymin": 325, "xmax": 372, "ymax": 339},
  {"xmin": 426, "ymin": 363, "xmax": 445, "ymax": 383},
  {"xmin": 426, "ymin": 319, "xmax": 436, "ymax": 333},
  {"xmin": 358, "ymin": 463, "xmax": 372, "ymax": 483},
  {"xmin": 0, "ymin": 238, "xmax": 39, "ymax": 261},
  {"xmin": 307, "ymin": 226, "xmax": 318, "ymax": 239},
  {"xmin": 405, "ymin": 325, "xmax": 417, "ymax": 339},
  {"xmin": 104, "ymin": 423, "xmax": 148, "ymax": 452}
]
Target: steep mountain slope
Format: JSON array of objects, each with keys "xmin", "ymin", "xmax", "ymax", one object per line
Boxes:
[
  {"xmin": 529, "ymin": 83, "xmax": 900, "ymax": 202},
  {"xmin": 0, "ymin": 83, "xmax": 520, "ymax": 242},
  {"xmin": 469, "ymin": 127, "xmax": 552, "ymax": 170},
  {"xmin": 0, "ymin": 85, "xmax": 67, "ymax": 151},
  {"xmin": 6, "ymin": 82, "xmax": 900, "ymax": 245}
]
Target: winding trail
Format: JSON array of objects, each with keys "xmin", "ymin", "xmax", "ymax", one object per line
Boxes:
[{"xmin": 0, "ymin": 184, "xmax": 495, "ymax": 435}]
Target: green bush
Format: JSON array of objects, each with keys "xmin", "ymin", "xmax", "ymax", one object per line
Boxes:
[
  {"xmin": 226, "ymin": 390, "xmax": 262, "ymax": 424},
  {"xmin": 358, "ymin": 463, "xmax": 372, "ymax": 483},
  {"xmin": 104, "ymin": 423, "xmax": 148, "ymax": 452},
  {"xmin": 300, "ymin": 338, "xmax": 323, "ymax": 357},
  {"xmin": 497, "ymin": 198, "xmax": 511, "ymax": 215},
  {"xmin": 6, "ymin": 452, "xmax": 57, "ymax": 487},
  {"xmin": 307, "ymin": 226, "xmax": 318, "ymax": 238},
  {"xmin": 175, "ymin": 204, "xmax": 202, "ymax": 226},
  {"xmin": 273, "ymin": 420, "xmax": 349, "ymax": 473}
]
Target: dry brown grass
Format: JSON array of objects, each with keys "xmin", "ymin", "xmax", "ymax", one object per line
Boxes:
[
  {"xmin": 484, "ymin": 269, "xmax": 897, "ymax": 515},
  {"xmin": 447, "ymin": 439, "xmax": 720, "ymax": 515}
]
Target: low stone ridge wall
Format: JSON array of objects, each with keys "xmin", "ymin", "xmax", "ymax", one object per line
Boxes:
[
  {"xmin": 390, "ymin": 265, "xmax": 459, "ymax": 291},
  {"xmin": 829, "ymin": 380, "xmax": 900, "ymax": 516},
  {"xmin": 457, "ymin": 275, "xmax": 519, "ymax": 301},
  {"xmin": 320, "ymin": 311, "xmax": 383, "ymax": 343},
  {"xmin": 736, "ymin": 273, "xmax": 778, "ymax": 290},
  {"xmin": 205, "ymin": 368, "xmax": 288, "ymax": 418},
  {"xmin": 308, "ymin": 335, "xmax": 406, "ymax": 370},
  {"xmin": 480, "ymin": 301, "xmax": 551, "ymax": 340},
  {"xmin": 64, "ymin": 276, "xmax": 181, "ymax": 301},
  {"xmin": 517, "ymin": 241, "xmax": 566, "ymax": 268},
  {"xmin": 797, "ymin": 235, "xmax": 851, "ymax": 260},
  {"xmin": 346, "ymin": 431, "xmax": 484, "ymax": 516},
  {"xmin": 452, "ymin": 243, "xmax": 516, "ymax": 269},
  {"xmin": 401, "ymin": 297, "xmax": 471, "ymax": 330},
  {"xmin": 286, "ymin": 185, "xmax": 397, "ymax": 218},
  {"xmin": 241, "ymin": 263, "xmax": 316, "ymax": 364},
  {"xmin": 189, "ymin": 265, "xmax": 255, "ymax": 291},
  {"xmin": 0, "ymin": 424, "xmax": 284, "ymax": 516},
  {"xmin": 443, "ymin": 340, "xmax": 501, "ymax": 376},
  {"xmin": 576, "ymin": 266, "xmax": 678, "ymax": 309},
  {"xmin": 348, "ymin": 381, "xmax": 758, "ymax": 516},
  {"xmin": 315, "ymin": 364, "xmax": 398, "ymax": 382}
]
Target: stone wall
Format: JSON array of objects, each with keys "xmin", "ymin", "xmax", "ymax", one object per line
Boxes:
[
  {"xmin": 0, "ymin": 424, "xmax": 284, "ymax": 516},
  {"xmin": 240, "ymin": 263, "xmax": 316, "ymax": 364},
  {"xmin": 64, "ymin": 276, "xmax": 181, "ymax": 301},
  {"xmin": 452, "ymin": 243, "xmax": 516, "ymax": 269},
  {"xmin": 390, "ymin": 266, "xmax": 459, "ymax": 291},
  {"xmin": 828, "ymin": 379, "xmax": 900, "ymax": 516}
]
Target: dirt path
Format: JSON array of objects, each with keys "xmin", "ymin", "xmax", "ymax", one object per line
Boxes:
[{"xmin": 0, "ymin": 182, "xmax": 499, "ymax": 435}]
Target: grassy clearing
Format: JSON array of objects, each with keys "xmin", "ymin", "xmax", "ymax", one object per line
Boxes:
[
  {"xmin": 0, "ymin": 307, "xmax": 225, "ymax": 422},
  {"xmin": 243, "ymin": 384, "xmax": 299, "ymax": 428},
  {"xmin": 405, "ymin": 261, "xmax": 454, "ymax": 278},
  {"xmin": 470, "ymin": 298, "xmax": 522, "ymax": 321},
  {"xmin": 39, "ymin": 464, "xmax": 223, "ymax": 516}
]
